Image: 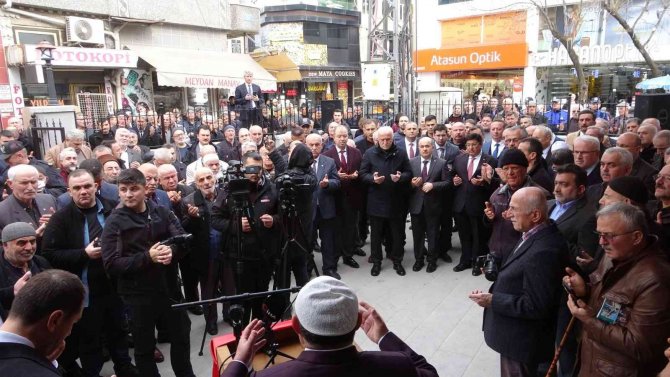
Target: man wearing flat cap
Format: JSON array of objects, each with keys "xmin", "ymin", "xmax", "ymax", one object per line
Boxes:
[
  {"xmin": 0, "ymin": 222, "xmax": 50, "ymax": 321},
  {"xmin": 222, "ymin": 276, "xmax": 438, "ymax": 377}
]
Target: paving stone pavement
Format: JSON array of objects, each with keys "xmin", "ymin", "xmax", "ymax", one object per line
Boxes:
[{"xmin": 101, "ymin": 223, "xmax": 500, "ymax": 376}]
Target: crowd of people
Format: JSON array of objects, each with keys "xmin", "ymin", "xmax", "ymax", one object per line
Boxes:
[{"xmin": 0, "ymin": 71, "xmax": 668, "ymax": 377}]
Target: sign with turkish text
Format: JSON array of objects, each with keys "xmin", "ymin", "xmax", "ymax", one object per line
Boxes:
[
  {"xmin": 25, "ymin": 45, "xmax": 138, "ymax": 68},
  {"xmin": 300, "ymin": 69, "xmax": 359, "ymax": 82},
  {"xmin": 416, "ymin": 43, "xmax": 528, "ymax": 72},
  {"xmin": 441, "ymin": 11, "xmax": 526, "ymax": 49}
]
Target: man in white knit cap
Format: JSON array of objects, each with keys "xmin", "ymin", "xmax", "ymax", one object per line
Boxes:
[{"xmin": 221, "ymin": 276, "xmax": 438, "ymax": 377}]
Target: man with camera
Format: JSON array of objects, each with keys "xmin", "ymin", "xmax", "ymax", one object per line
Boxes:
[
  {"xmin": 211, "ymin": 153, "xmax": 280, "ymax": 321},
  {"xmin": 101, "ymin": 168, "xmax": 195, "ymax": 377},
  {"xmin": 41, "ymin": 169, "xmax": 138, "ymax": 377},
  {"xmin": 470, "ymin": 187, "xmax": 567, "ymax": 377}
]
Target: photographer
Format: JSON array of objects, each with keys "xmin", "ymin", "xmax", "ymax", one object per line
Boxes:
[
  {"xmin": 275, "ymin": 143, "xmax": 318, "ymax": 285},
  {"xmin": 101, "ymin": 168, "xmax": 195, "ymax": 377},
  {"xmin": 211, "ymin": 153, "xmax": 281, "ymax": 321}
]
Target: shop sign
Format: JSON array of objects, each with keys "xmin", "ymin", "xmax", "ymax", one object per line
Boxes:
[
  {"xmin": 416, "ymin": 43, "xmax": 528, "ymax": 72},
  {"xmin": 301, "ymin": 69, "xmax": 359, "ymax": 81},
  {"xmin": 25, "ymin": 45, "xmax": 138, "ymax": 68},
  {"xmin": 533, "ymin": 43, "xmax": 670, "ymax": 67},
  {"xmin": 441, "ymin": 11, "xmax": 526, "ymax": 49},
  {"xmin": 285, "ymin": 89, "xmax": 298, "ymax": 96}
]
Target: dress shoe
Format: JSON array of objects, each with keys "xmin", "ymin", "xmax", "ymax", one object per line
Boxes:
[
  {"xmin": 206, "ymin": 321, "xmax": 219, "ymax": 335},
  {"xmin": 324, "ymin": 269, "xmax": 341, "ymax": 280},
  {"xmin": 412, "ymin": 260, "xmax": 425, "ymax": 272},
  {"xmin": 393, "ymin": 263, "xmax": 406, "ymax": 276},
  {"xmin": 472, "ymin": 266, "xmax": 482, "ymax": 276},
  {"xmin": 114, "ymin": 362, "xmax": 140, "ymax": 377},
  {"xmin": 453, "ymin": 263, "xmax": 472, "ymax": 272},
  {"xmin": 353, "ymin": 248, "xmax": 367, "ymax": 256},
  {"xmin": 188, "ymin": 306, "xmax": 204, "ymax": 316},
  {"xmin": 426, "ymin": 262, "xmax": 437, "ymax": 273},
  {"xmin": 371, "ymin": 263, "xmax": 381, "ymax": 276},
  {"xmin": 343, "ymin": 256, "xmax": 360, "ymax": 268},
  {"xmin": 439, "ymin": 253, "xmax": 453, "ymax": 263},
  {"xmin": 153, "ymin": 348, "xmax": 165, "ymax": 363}
]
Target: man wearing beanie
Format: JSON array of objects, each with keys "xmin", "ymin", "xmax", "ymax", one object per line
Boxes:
[
  {"xmin": 223, "ymin": 276, "xmax": 438, "ymax": 377},
  {"xmin": 484, "ymin": 148, "xmax": 550, "ymax": 269},
  {"xmin": 0, "ymin": 222, "xmax": 50, "ymax": 321}
]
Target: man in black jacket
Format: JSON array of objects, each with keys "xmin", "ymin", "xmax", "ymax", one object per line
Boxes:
[
  {"xmin": 0, "ymin": 270, "xmax": 84, "ymax": 377},
  {"xmin": 360, "ymin": 126, "xmax": 412, "ymax": 276},
  {"xmin": 101, "ymin": 168, "xmax": 194, "ymax": 377},
  {"xmin": 42, "ymin": 169, "xmax": 137, "ymax": 377},
  {"xmin": 211, "ymin": 153, "xmax": 282, "ymax": 321},
  {"xmin": 470, "ymin": 187, "xmax": 567, "ymax": 377}
]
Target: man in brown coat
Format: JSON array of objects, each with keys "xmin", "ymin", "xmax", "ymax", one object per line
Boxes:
[{"xmin": 564, "ymin": 202, "xmax": 670, "ymax": 376}]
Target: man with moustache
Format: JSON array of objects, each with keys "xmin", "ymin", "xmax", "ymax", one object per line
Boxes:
[
  {"xmin": 322, "ymin": 125, "xmax": 366, "ymax": 267},
  {"xmin": 58, "ymin": 148, "xmax": 79, "ymax": 184}
]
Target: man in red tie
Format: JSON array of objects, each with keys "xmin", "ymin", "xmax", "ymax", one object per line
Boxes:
[
  {"xmin": 447, "ymin": 133, "xmax": 498, "ymax": 272},
  {"xmin": 408, "ymin": 138, "xmax": 448, "ymax": 273},
  {"xmin": 395, "ymin": 121, "xmax": 419, "ymax": 159}
]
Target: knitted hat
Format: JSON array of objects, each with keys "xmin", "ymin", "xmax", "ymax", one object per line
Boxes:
[
  {"xmin": 608, "ymin": 176, "xmax": 648, "ymax": 204},
  {"xmin": 2, "ymin": 222, "xmax": 36, "ymax": 243},
  {"xmin": 498, "ymin": 148, "xmax": 529, "ymax": 168},
  {"xmin": 223, "ymin": 125, "xmax": 235, "ymax": 133},
  {"xmin": 294, "ymin": 276, "xmax": 359, "ymax": 336}
]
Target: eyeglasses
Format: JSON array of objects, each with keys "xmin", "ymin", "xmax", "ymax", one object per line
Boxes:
[{"xmin": 593, "ymin": 230, "xmax": 636, "ymax": 242}]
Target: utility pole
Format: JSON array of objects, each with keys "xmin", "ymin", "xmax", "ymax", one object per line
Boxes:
[{"xmin": 367, "ymin": 0, "xmax": 414, "ymax": 117}]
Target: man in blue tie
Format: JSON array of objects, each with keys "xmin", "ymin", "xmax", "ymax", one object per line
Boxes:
[{"xmin": 483, "ymin": 120, "xmax": 506, "ymax": 159}]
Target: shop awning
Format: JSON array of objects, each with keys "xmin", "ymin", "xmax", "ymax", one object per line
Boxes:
[
  {"xmin": 252, "ymin": 51, "xmax": 301, "ymax": 82},
  {"xmin": 127, "ymin": 45, "xmax": 277, "ymax": 92}
]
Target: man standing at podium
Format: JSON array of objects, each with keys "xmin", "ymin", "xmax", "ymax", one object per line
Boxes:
[
  {"xmin": 235, "ymin": 71, "xmax": 261, "ymax": 128},
  {"xmin": 222, "ymin": 276, "xmax": 438, "ymax": 377}
]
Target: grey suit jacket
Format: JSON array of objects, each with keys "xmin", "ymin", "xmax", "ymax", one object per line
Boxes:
[{"xmin": 0, "ymin": 194, "xmax": 58, "ymax": 231}]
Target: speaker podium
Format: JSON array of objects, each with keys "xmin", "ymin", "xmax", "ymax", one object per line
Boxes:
[{"xmin": 210, "ymin": 320, "xmax": 302, "ymax": 377}]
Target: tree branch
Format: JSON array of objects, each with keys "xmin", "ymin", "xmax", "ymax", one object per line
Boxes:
[{"xmin": 643, "ymin": 3, "xmax": 669, "ymax": 47}]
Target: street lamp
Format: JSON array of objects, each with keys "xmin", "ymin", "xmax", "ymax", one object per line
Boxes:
[{"xmin": 35, "ymin": 40, "xmax": 59, "ymax": 106}]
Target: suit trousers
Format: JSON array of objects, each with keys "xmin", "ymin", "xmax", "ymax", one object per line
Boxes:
[
  {"xmin": 180, "ymin": 257, "xmax": 202, "ymax": 303},
  {"xmin": 202, "ymin": 257, "xmax": 236, "ymax": 324},
  {"xmin": 369, "ymin": 215, "xmax": 405, "ymax": 263},
  {"xmin": 410, "ymin": 212, "xmax": 440, "ymax": 263},
  {"xmin": 501, "ymin": 355, "xmax": 538, "ymax": 377},
  {"xmin": 454, "ymin": 212, "xmax": 490, "ymax": 265},
  {"xmin": 125, "ymin": 294, "xmax": 194, "ymax": 377},
  {"xmin": 337, "ymin": 201, "xmax": 359, "ymax": 258},
  {"xmin": 77, "ymin": 293, "xmax": 133, "ymax": 376},
  {"xmin": 314, "ymin": 207, "xmax": 338, "ymax": 271}
]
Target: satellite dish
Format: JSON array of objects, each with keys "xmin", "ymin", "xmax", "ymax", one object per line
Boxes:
[{"xmin": 74, "ymin": 20, "xmax": 93, "ymax": 41}]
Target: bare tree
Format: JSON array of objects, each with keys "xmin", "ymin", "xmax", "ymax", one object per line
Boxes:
[
  {"xmin": 530, "ymin": 0, "xmax": 589, "ymax": 102},
  {"xmin": 601, "ymin": 0, "xmax": 669, "ymax": 78}
]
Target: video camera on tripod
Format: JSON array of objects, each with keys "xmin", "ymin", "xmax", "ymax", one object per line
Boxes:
[
  {"xmin": 222, "ymin": 160, "xmax": 258, "ymax": 226},
  {"xmin": 275, "ymin": 172, "xmax": 310, "ymax": 214}
]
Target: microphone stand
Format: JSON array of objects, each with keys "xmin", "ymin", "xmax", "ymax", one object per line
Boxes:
[{"xmin": 172, "ymin": 287, "xmax": 301, "ymax": 356}]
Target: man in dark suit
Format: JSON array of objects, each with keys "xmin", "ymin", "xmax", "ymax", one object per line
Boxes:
[
  {"xmin": 322, "ymin": 125, "xmax": 366, "ymax": 268},
  {"xmin": 305, "ymin": 134, "xmax": 341, "ymax": 279},
  {"xmin": 234, "ymin": 71, "xmax": 261, "ymax": 128},
  {"xmin": 449, "ymin": 133, "xmax": 497, "ymax": 271},
  {"xmin": 222, "ymin": 276, "xmax": 438, "ymax": 377},
  {"xmin": 482, "ymin": 119, "xmax": 506, "ymax": 159},
  {"xmin": 395, "ymin": 121, "xmax": 420, "ymax": 160},
  {"xmin": 360, "ymin": 126, "xmax": 412, "ymax": 276},
  {"xmin": 548, "ymin": 164, "xmax": 598, "ymax": 377},
  {"xmin": 432, "ymin": 124, "xmax": 459, "ymax": 262},
  {"xmin": 0, "ymin": 270, "xmax": 84, "ymax": 377},
  {"xmin": 573, "ymin": 135, "xmax": 602, "ymax": 187},
  {"xmin": 617, "ymin": 132, "xmax": 658, "ymax": 195},
  {"xmin": 409, "ymin": 137, "xmax": 448, "ymax": 273},
  {"xmin": 470, "ymin": 187, "xmax": 567, "ymax": 377}
]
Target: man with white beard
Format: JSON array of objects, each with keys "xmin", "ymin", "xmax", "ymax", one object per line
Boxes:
[{"xmin": 58, "ymin": 147, "xmax": 79, "ymax": 183}]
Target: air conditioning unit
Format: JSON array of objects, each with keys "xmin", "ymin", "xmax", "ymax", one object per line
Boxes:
[{"xmin": 65, "ymin": 17, "xmax": 105, "ymax": 45}]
